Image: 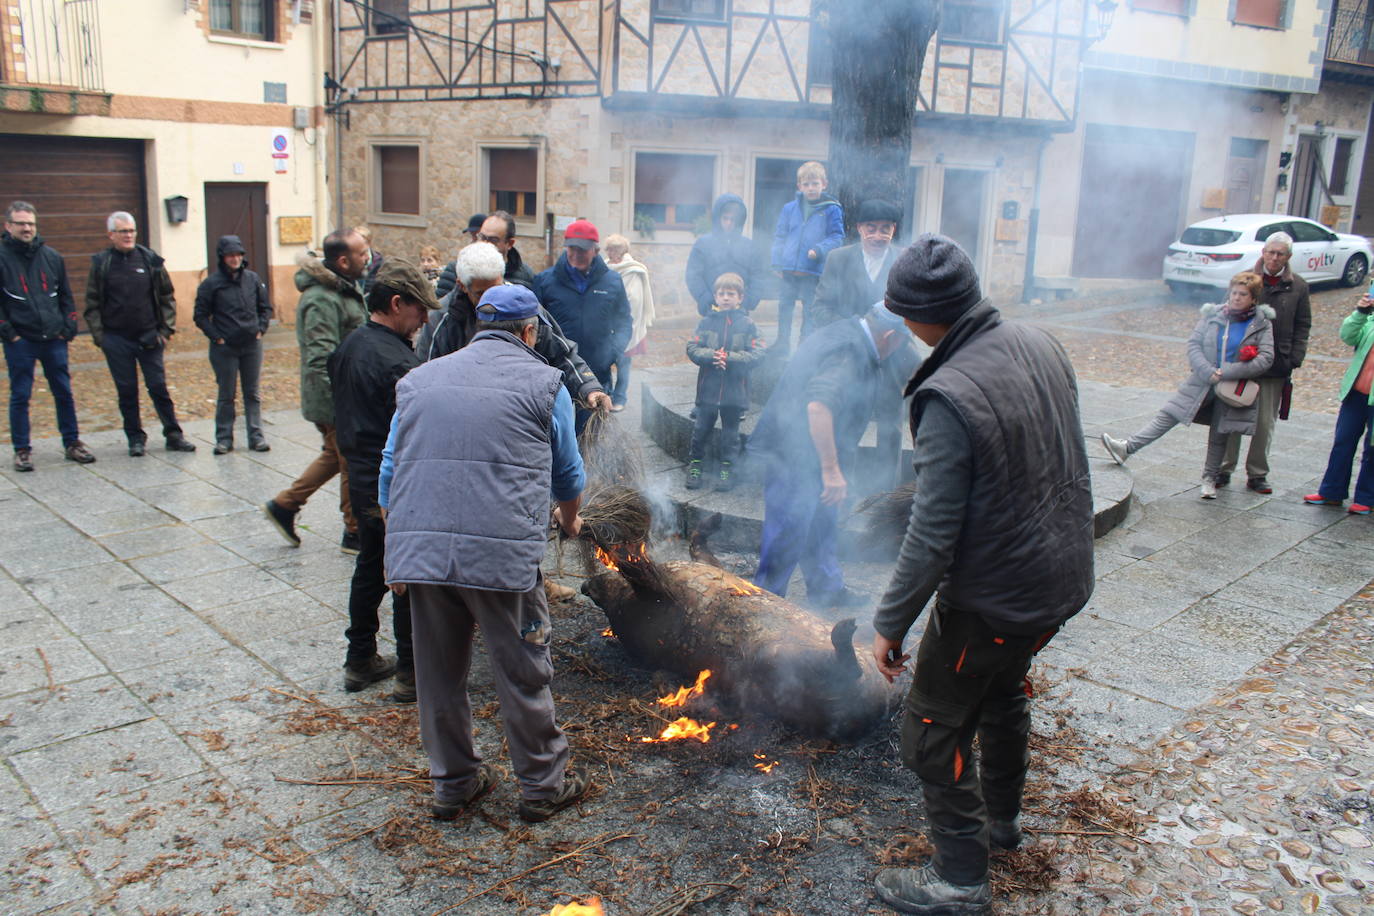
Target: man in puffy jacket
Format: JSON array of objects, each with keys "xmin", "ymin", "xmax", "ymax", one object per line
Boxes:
[
  {"xmin": 0, "ymin": 200, "xmax": 93, "ymax": 470},
  {"xmin": 86, "ymin": 211, "xmax": 195, "ymax": 457},
  {"xmin": 684, "ymin": 194, "xmax": 761, "ymax": 316},
  {"xmin": 534, "ymin": 219, "xmax": 632, "ymax": 415},
  {"xmin": 194, "ymin": 235, "xmax": 273, "ymax": 453}
]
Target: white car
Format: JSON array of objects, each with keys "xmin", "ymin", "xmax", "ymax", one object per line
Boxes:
[{"xmin": 1162, "ymin": 214, "xmax": 1373, "ymax": 292}]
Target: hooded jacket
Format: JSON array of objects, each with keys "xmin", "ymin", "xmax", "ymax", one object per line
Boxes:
[
  {"xmin": 771, "ymin": 192, "xmax": 845, "ymax": 277},
  {"xmin": 1250, "ymin": 258, "xmax": 1312, "ymax": 379},
  {"xmin": 293, "ymin": 252, "xmax": 367, "ymax": 425},
  {"xmin": 194, "ymin": 236, "xmax": 272, "ymax": 348},
  {"xmin": 685, "ymin": 194, "xmax": 761, "ymax": 316},
  {"xmin": 435, "ymin": 245, "xmax": 536, "ymax": 300},
  {"xmin": 687, "ymin": 309, "xmax": 766, "ymax": 409},
  {"xmin": 0, "ymin": 231, "xmax": 77, "ymax": 342},
  {"xmin": 84, "ymin": 243, "xmax": 177, "ymax": 347},
  {"xmin": 535, "ymin": 253, "xmax": 632, "ymax": 377}
]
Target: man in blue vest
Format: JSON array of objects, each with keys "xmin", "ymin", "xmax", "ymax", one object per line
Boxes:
[{"xmin": 380, "ymin": 283, "xmax": 590, "ymax": 824}]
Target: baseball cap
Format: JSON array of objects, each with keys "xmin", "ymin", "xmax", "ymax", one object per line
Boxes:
[
  {"xmin": 476, "ymin": 284, "xmax": 540, "ymax": 321},
  {"xmin": 466, "ymin": 213, "xmax": 487, "ymax": 234},
  {"xmin": 373, "ymin": 258, "xmax": 440, "ymax": 310},
  {"xmin": 564, "ymin": 218, "xmax": 599, "ymax": 250}
]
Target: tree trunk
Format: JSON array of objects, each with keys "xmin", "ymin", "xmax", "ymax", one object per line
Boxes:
[{"xmin": 825, "ymin": 0, "xmax": 940, "ymax": 235}]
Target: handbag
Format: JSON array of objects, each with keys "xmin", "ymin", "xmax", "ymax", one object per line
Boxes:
[{"xmin": 1214, "ymin": 377, "xmax": 1259, "ymax": 408}]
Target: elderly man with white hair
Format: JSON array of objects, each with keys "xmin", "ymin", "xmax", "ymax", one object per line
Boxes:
[
  {"xmin": 84, "ymin": 210, "xmax": 195, "ymax": 456},
  {"xmin": 1216, "ymin": 230, "xmax": 1311, "ymax": 494}
]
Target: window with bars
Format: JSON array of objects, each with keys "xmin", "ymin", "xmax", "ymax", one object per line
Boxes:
[
  {"xmin": 1232, "ymin": 0, "xmax": 1285, "ymax": 29},
  {"xmin": 211, "ymin": 0, "xmax": 274, "ymax": 40},
  {"xmin": 634, "ymin": 153, "xmax": 715, "ymax": 231},
  {"xmin": 485, "ymin": 149, "xmax": 539, "ymax": 219},
  {"xmin": 653, "ymin": 0, "xmax": 727, "ymax": 24},
  {"xmin": 370, "ymin": 0, "xmax": 409, "ymax": 36},
  {"xmin": 941, "ymin": 0, "xmax": 1004, "ymax": 44}
]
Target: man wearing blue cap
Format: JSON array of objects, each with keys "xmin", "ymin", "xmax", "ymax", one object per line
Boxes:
[{"xmin": 379, "ymin": 283, "xmax": 591, "ymax": 824}]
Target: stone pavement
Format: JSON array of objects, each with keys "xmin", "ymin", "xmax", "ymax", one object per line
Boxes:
[{"xmin": 1, "ymin": 369, "xmax": 1373, "ymax": 913}]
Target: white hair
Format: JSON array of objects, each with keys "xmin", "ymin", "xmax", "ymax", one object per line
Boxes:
[
  {"xmin": 1264, "ymin": 231, "xmax": 1293, "ymax": 253},
  {"xmin": 106, "ymin": 211, "xmax": 136, "ymax": 232},
  {"xmin": 455, "ymin": 241, "xmax": 506, "ymax": 286}
]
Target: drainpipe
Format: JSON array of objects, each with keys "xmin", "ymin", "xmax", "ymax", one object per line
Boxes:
[
  {"xmin": 1021, "ymin": 131, "xmax": 1052, "ymax": 303},
  {"xmin": 312, "ymin": 0, "xmax": 329, "ymax": 243},
  {"xmin": 332, "ymin": 0, "xmax": 344, "ymax": 228}
]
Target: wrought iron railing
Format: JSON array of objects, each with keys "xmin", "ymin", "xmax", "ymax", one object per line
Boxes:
[
  {"xmin": 1, "ymin": 0, "xmax": 105, "ymax": 90},
  {"xmin": 1327, "ymin": 3, "xmax": 1374, "ymax": 68}
]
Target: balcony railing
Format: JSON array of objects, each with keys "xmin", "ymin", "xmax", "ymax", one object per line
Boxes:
[
  {"xmin": 1327, "ymin": 4, "xmax": 1374, "ymax": 69},
  {"xmin": 1, "ymin": 0, "xmax": 105, "ymax": 91}
]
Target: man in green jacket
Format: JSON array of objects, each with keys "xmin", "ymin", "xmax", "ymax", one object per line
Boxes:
[{"xmin": 264, "ymin": 229, "xmax": 368, "ymax": 554}]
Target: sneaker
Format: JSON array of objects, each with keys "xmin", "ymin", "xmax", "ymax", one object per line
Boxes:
[
  {"xmin": 128, "ymin": 441, "xmax": 146, "ymax": 458},
  {"xmin": 340, "ymin": 530, "xmax": 361, "ymax": 555},
  {"xmin": 343, "ymin": 653, "xmax": 396, "ymax": 692},
  {"xmin": 544, "ymin": 579, "xmax": 577, "ymax": 603},
  {"xmin": 685, "ymin": 459, "xmax": 704, "ymax": 491},
  {"xmin": 248, "ymin": 440, "xmax": 271, "ymax": 452},
  {"xmin": 1247, "ymin": 478, "xmax": 1272, "ymax": 494},
  {"xmin": 13, "ymin": 448, "xmax": 33, "ymax": 472},
  {"xmin": 1100, "ymin": 433, "xmax": 1130, "ymax": 466},
  {"xmin": 63, "ymin": 441, "xmax": 96, "ymax": 464},
  {"xmin": 1200, "ymin": 480, "xmax": 1217, "ymax": 500},
  {"xmin": 875, "ymin": 863, "xmax": 992, "ymax": 914},
  {"xmin": 213, "ymin": 442, "xmax": 232, "ymax": 456},
  {"xmin": 1303, "ymin": 493, "xmax": 1343, "ymax": 506},
  {"xmin": 1351, "ymin": 504, "xmax": 1372, "ymax": 516},
  {"xmin": 989, "ymin": 815, "xmax": 1022, "ymax": 850},
  {"xmin": 716, "ymin": 460, "xmax": 735, "ymax": 492},
  {"xmin": 392, "ymin": 668, "xmax": 416, "ymax": 704},
  {"xmin": 263, "ymin": 499, "xmax": 301, "ymax": 547},
  {"xmin": 518, "ymin": 770, "xmax": 589, "ymax": 823},
  {"xmin": 609, "ymin": 403, "xmax": 626, "ymax": 413},
  {"xmin": 165, "ymin": 436, "xmax": 197, "ymax": 453},
  {"xmin": 431, "ymin": 763, "xmax": 497, "ymax": 820},
  {"xmin": 1214, "ymin": 473, "xmax": 1231, "ymax": 488}
]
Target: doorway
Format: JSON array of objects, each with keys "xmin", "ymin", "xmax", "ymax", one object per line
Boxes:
[
  {"xmin": 939, "ymin": 169, "xmax": 988, "ymax": 266},
  {"xmin": 1288, "ymin": 135, "xmax": 1320, "ymax": 222},
  {"xmin": 204, "ymin": 183, "xmax": 270, "ymax": 298},
  {"xmin": 1225, "ymin": 138, "xmax": 1267, "ymax": 214}
]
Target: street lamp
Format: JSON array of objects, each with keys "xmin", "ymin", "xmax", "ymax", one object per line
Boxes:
[{"xmin": 1089, "ymin": 0, "xmax": 1117, "ymax": 44}]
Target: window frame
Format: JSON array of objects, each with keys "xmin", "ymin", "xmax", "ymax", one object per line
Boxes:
[
  {"xmin": 939, "ymin": 0, "xmax": 1007, "ymax": 47},
  {"xmin": 367, "ymin": 138, "xmax": 428, "ymax": 228},
  {"xmin": 475, "ymin": 141, "xmax": 546, "ymax": 238},
  {"xmin": 631, "ymin": 149, "xmax": 719, "ymax": 239},
  {"xmin": 652, "ymin": 0, "xmax": 728, "ymax": 25},
  {"xmin": 368, "ymin": 0, "xmax": 410, "ymax": 37},
  {"xmin": 1130, "ymin": 0, "xmax": 1192, "ymax": 17},
  {"xmin": 1228, "ymin": 0, "xmax": 1289, "ymax": 31},
  {"xmin": 210, "ymin": 0, "xmax": 276, "ymax": 41}
]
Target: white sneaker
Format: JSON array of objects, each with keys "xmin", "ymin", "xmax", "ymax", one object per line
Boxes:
[
  {"xmin": 1101, "ymin": 433, "xmax": 1130, "ymax": 466},
  {"xmin": 1200, "ymin": 480, "xmax": 1217, "ymax": 499}
]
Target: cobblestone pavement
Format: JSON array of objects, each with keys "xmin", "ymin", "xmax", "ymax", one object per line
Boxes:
[{"xmin": 3, "ymin": 288, "xmax": 1374, "ymax": 913}]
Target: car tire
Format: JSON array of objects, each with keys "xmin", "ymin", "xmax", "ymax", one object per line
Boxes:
[{"xmin": 1343, "ymin": 254, "xmax": 1369, "ymax": 288}]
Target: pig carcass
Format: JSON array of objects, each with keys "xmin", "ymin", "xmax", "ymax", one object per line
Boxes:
[{"xmin": 582, "ymin": 560, "xmax": 895, "ymax": 741}]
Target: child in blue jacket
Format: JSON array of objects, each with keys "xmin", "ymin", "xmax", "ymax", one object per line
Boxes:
[
  {"xmin": 770, "ymin": 160, "xmax": 844, "ymax": 353},
  {"xmin": 685, "ymin": 272, "xmax": 766, "ymax": 491}
]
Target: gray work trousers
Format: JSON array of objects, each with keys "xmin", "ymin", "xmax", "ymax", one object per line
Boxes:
[
  {"xmin": 1219, "ymin": 377, "xmax": 1283, "ymax": 481},
  {"xmin": 409, "ymin": 578, "xmax": 569, "ymax": 805}
]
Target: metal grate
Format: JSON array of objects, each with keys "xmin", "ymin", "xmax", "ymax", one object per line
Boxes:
[{"xmin": 2, "ymin": 0, "xmax": 105, "ymax": 91}]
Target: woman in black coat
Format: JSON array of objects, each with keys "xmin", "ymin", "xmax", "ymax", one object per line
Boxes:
[{"xmin": 194, "ymin": 235, "xmax": 273, "ymax": 454}]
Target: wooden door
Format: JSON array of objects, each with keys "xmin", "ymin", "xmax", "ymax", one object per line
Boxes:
[
  {"xmin": 940, "ymin": 169, "xmax": 987, "ymax": 266},
  {"xmin": 1225, "ymin": 138, "xmax": 1266, "ymax": 214},
  {"xmin": 1072, "ymin": 124, "xmax": 1194, "ymax": 279},
  {"xmin": 204, "ymin": 183, "xmax": 270, "ymax": 298},
  {"xmin": 1288, "ymin": 135, "xmax": 1319, "ymax": 222}
]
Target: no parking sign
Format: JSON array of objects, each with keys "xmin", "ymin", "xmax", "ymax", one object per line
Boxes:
[{"xmin": 271, "ymin": 129, "xmax": 291, "ymax": 160}]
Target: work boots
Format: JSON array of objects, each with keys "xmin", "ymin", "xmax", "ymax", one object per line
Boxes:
[
  {"xmin": 685, "ymin": 459, "xmax": 704, "ymax": 490},
  {"xmin": 989, "ymin": 815, "xmax": 1022, "ymax": 850},
  {"xmin": 874, "ymin": 863, "xmax": 992, "ymax": 914},
  {"xmin": 343, "ymin": 654, "xmax": 396, "ymax": 692},
  {"xmin": 716, "ymin": 460, "xmax": 735, "ymax": 492}
]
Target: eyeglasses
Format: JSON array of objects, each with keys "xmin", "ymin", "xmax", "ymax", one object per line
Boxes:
[
  {"xmin": 475, "ymin": 233, "xmax": 507, "ymax": 245},
  {"xmin": 112, "ymin": 229, "xmax": 137, "ymax": 235},
  {"xmin": 7, "ymin": 220, "xmax": 35, "ymax": 228}
]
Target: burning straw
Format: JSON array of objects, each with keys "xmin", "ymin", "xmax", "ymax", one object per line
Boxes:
[{"xmin": 578, "ymin": 408, "xmax": 643, "ymax": 487}]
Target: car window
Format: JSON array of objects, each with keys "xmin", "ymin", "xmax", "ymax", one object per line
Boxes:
[
  {"xmin": 1180, "ymin": 228, "xmax": 1241, "ymax": 247},
  {"xmin": 1290, "ymin": 220, "xmax": 1333, "ymax": 243},
  {"xmin": 1256, "ymin": 223, "xmax": 1289, "ymax": 243}
]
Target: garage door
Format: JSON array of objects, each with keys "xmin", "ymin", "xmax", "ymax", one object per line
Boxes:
[
  {"xmin": 0, "ymin": 134, "xmax": 148, "ymax": 311},
  {"xmin": 1072, "ymin": 124, "xmax": 1194, "ymax": 279}
]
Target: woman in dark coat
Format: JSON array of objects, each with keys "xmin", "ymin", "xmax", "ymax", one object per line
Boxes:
[{"xmin": 194, "ymin": 235, "xmax": 273, "ymax": 454}]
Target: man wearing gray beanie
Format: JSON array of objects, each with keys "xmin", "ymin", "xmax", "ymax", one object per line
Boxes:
[{"xmin": 870, "ymin": 234, "xmax": 1094, "ymax": 914}]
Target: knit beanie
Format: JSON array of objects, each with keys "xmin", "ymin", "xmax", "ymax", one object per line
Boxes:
[{"xmin": 884, "ymin": 234, "xmax": 983, "ymax": 325}]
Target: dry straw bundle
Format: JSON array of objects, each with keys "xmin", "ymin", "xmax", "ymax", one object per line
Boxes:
[{"xmin": 853, "ymin": 481, "xmax": 918, "ymax": 552}]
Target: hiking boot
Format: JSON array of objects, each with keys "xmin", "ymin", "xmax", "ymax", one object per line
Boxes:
[
  {"xmin": 13, "ymin": 448, "xmax": 32, "ymax": 472},
  {"xmin": 544, "ymin": 579, "xmax": 577, "ymax": 603},
  {"xmin": 392, "ymin": 668, "xmax": 416, "ymax": 704},
  {"xmin": 1200, "ymin": 480, "xmax": 1217, "ymax": 500},
  {"xmin": 716, "ymin": 460, "xmax": 735, "ymax": 492},
  {"xmin": 874, "ymin": 863, "xmax": 992, "ymax": 914},
  {"xmin": 213, "ymin": 442, "xmax": 232, "ymax": 455},
  {"xmin": 340, "ymin": 530, "xmax": 361, "ymax": 555},
  {"xmin": 431, "ymin": 763, "xmax": 497, "ymax": 820},
  {"xmin": 517, "ymin": 770, "xmax": 589, "ymax": 823},
  {"xmin": 343, "ymin": 653, "xmax": 396, "ymax": 692},
  {"xmin": 989, "ymin": 815, "xmax": 1022, "ymax": 850},
  {"xmin": 128, "ymin": 440, "xmax": 146, "ymax": 458},
  {"xmin": 1303, "ymin": 493, "xmax": 1342, "ymax": 506},
  {"xmin": 165, "ymin": 435, "xmax": 197, "ymax": 453},
  {"xmin": 1246, "ymin": 477, "xmax": 1272, "ymax": 494},
  {"xmin": 1214, "ymin": 473, "xmax": 1231, "ymax": 488},
  {"xmin": 248, "ymin": 439, "xmax": 271, "ymax": 452},
  {"xmin": 1100, "ymin": 433, "xmax": 1129, "ymax": 466},
  {"xmin": 64, "ymin": 441, "xmax": 96, "ymax": 464},
  {"xmin": 264, "ymin": 499, "xmax": 301, "ymax": 546},
  {"xmin": 685, "ymin": 460, "xmax": 704, "ymax": 490}
]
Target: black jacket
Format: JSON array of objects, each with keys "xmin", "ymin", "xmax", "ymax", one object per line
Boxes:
[
  {"xmin": 0, "ymin": 232, "xmax": 76, "ymax": 342},
  {"xmin": 329, "ymin": 320, "xmax": 419, "ymax": 492},
  {"xmin": 1252, "ymin": 260, "xmax": 1312, "ymax": 379},
  {"xmin": 195, "ymin": 237, "xmax": 273, "ymax": 347},
  {"xmin": 435, "ymin": 245, "xmax": 536, "ymax": 300},
  {"xmin": 535, "ymin": 253, "xmax": 633, "ymax": 377},
  {"xmin": 810, "ymin": 243, "xmax": 898, "ymax": 329},
  {"xmin": 686, "ymin": 309, "xmax": 766, "ymax": 409},
  {"xmin": 415, "ymin": 286, "xmax": 602, "ymax": 401},
  {"xmin": 684, "ymin": 193, "xmax": 761, "ymax": 315},
  {"xmin": 908, "ymin": 302, "xmax": 1094, "ymax": 633},
  {"xmin": 85, "ymin": 244, "xmax": 177, "ymax": 347}
]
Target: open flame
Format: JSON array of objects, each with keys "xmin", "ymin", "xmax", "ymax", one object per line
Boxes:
[
  {"xmin": 594, "ymin": 542, "xmax": 650, "ymax": 573},
  {"xmin": 730, "ymin": 581, "xmax": 765, "ymax": 597},
  {"xmin": 657, "ymin": 669, "xmax": 711, "ymax": 708},
  {"xmin": 545, "ymin": 900, "xmax": 604, "ymax": 916},
  {"xmin": 594, "ymin": 545, "xmax": 620, "ymax": 572},
  {"xmin": 641, "ymin": 716, "xmax": 716, "ymax": 743},
  {"xmin": 600, "ymin": 626, "xmax": 615, "ymax": 638},
  {"xmin": 753, "ymin": 753, "xmax": 780, "ymax": 773}
]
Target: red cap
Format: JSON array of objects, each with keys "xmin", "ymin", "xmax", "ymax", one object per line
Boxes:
[{"xmin": 564, "ymin": 218, "xmax": 599, "ymax": 249}]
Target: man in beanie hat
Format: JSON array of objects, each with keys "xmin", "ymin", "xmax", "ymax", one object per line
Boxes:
[
  {"xmin": 749, "ymin": 302, "xmax": 909, "ymax": 607},
  {"xmin": 869, "ymin": 234, "xmax": 1093, "ymax": 913}
]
